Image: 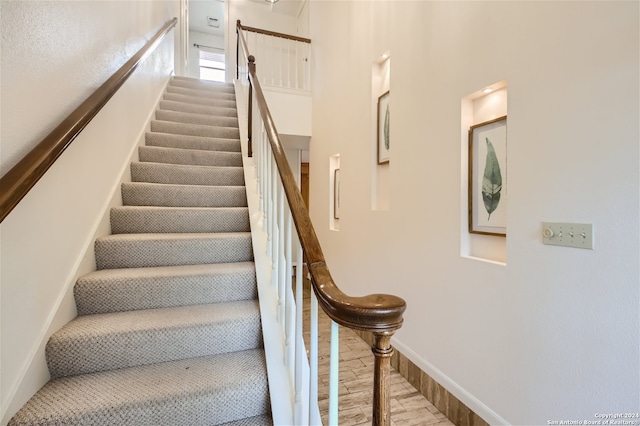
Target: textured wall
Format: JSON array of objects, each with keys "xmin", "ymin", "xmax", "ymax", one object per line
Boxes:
[
  {"xmin": 308, "ymin": 1, "xmax": 639, "ymax": 423},
  {"xmin": 0, "ymin": 1, "xmax": 177, "ymax": 173},
  {"xmin": 0, "ymin": 1, "xmax": 179, "ymax": 421}
]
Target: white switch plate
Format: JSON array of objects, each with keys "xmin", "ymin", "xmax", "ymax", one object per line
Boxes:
[{"xmin": 542, "ymin": 222, "xmax": 593, "ymax": 249}]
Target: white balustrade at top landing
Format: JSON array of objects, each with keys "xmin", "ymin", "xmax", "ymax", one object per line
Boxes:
[{"xmin": 241, "ymin": 29, "xmax": 311, "ymax": 92}]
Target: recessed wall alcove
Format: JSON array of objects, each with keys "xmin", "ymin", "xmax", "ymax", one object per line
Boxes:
[
  {"xmin": 460, "ymin": 80, "xmax": 508, "ymax": 265},
  {"xmin": 371, "ymin": 52, "xmax": 390, "ymax": 211},
  {"xmin": 329, "ymin": 154, "xmax": 340, "ymax": 231}
]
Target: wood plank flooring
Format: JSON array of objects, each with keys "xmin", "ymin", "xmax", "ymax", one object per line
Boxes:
[{"xmin": 302, "ymin": 283, "xmax": 454, "ymax": 426}]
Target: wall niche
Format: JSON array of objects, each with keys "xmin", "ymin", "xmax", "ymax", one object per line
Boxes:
[
  {"xmin": 329, "ymin": 154, "xmax": 340, "ymax": 231},
  {"xmin": 460, "ymin": 81, "xmax": 508, "ymax": 265},
  {"xmin": 371, "ymin": 52, "xmax": 390, "ymax": 211}
]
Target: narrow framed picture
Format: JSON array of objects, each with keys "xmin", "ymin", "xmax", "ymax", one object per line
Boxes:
[
  {"xmin": 468, "ymin": 116, "xmax": 507, "ymax": 236},
  {"xmin": 377, "ymin": 91, "xmax": 390, "ymax": 164},
  {"xmin": 334, "ymin": 168, "xmax": 341, "ymax": 219}
]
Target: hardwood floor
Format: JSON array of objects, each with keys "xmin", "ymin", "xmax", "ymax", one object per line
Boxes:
[{"xmin": 302, "ymin": 283, "xmax": 453, "ymax": 426}]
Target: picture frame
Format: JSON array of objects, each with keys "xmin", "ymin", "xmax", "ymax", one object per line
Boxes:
[
  {"xmin": 377, "ymin": 91, "xmax": 390, "ymax": 164},
  {"xmin": 468, "ymin": 116, "xmax": 507, "ymax": 236},
  {"xmin": 333, "ymin": 168, "xmax": 341, "ymax": 219}
]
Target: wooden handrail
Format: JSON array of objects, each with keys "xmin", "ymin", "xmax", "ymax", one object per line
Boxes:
[
  {"xmin": 0, "ymin": 18, "xmax": 178, "ymax": 224},
  {"xmin": 237, "ymin": 20, "xmax": 311, "ymax": 44},
  {"xmin": 237, "ymin": 21, "xmax": 406, "ymax": 426}
]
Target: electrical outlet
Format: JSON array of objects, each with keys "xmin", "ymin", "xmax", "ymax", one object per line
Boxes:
[{"xmin": 542, "ymin": 222, "xmax": 593, "ymax": 249}]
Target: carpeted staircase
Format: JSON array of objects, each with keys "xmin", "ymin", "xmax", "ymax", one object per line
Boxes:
[{"xmin": 9, "ymin": 76, "xmax": 272, "ymax": 425}]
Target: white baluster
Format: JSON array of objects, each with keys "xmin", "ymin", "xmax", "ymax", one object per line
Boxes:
[
  {"xmin": 261, "ymin": 129, "xmax": 267, "ymax": 219},
  {"xmin": 266, "ymin": 144, "xmax": 272, "ymax": 254},
  {"xmin": 278, "ymin": 37, "xmax": 283, "ymax": 87},
  {"xmin": 284, "ymin": 206, "xmax": 292, "ymax": 365},
  {"xmin": 309, "ymin": 291, "xmax": 320, "ymax": 425},
  {"xmin": 271, "ymin": 156, "xmax": 279, "ymax": 290},
  {"xmin": 257, "ymin": 128, "xmax": 264, "ymax": 213},
  {"xmin": 294, "ymin": 41, "xmax": 299, "ymax": 90},
  {"xmin": 329, "ymin": 321, "xmax": 339, "ymax": 426},
  {"xmin": 286, "ymin": 39, "xmax": 291, "ymax": 89},
  {"xmin": 294, "ymin": 242, "xmax": 304, "ymax": 424},
  {"xmin": 277, "ymin": 183, "xmax": 285, "ymax": 326}
]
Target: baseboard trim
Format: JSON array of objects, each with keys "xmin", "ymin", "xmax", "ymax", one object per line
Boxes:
[{"xmin": 354, "ymin": 330, "xmax": 507, "ymax": 426}]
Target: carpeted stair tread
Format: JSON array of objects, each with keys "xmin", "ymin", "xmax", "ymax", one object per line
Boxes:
[
  {"xmin": 219, "ymin": 414, "xmax": 273, "ymax": 426},
  {"xmin": 110, "ymin": 206, "xmax": 250, "ymax": 234},
  {"xmin": 159, "ymin": 99, "xmax": 238, "ymax": 117},
  {"xmin": 46, "ymin": 300, "xmax": 262, "ymax": 378},
  {"xmin": 155, "ymin": 109, "xmax": 239, "ymax": 128},
  {"xmin": 75, "ymin": 262, "xmax": 257, "ymax": 315},
  {"xmin": 9, "ymin": 349, "xmax": 269, "ymax": 426},
  {"xmin": 95, "ymin": 232, "xmax": 253, "ymax": 269},
  {"xmin": 145, "ymin": 132, "xmax": 241, "ymax": 153},
  {"xmin": 121, "ymin": 182, "xmax": 248, "ymax": 207},
  {"xmin": 151, "ymin": 119, "xmax": 240, "ymax": 139},
  {"xmin": 139, "ymin": 145, "xmax": 242, "ymax": 167},
  {"xmin": 171, "ymin": 76, "xmax": 236, "ymax": 93},
  {"xmin": 167, "ymin": 85, "xmax": 236, "ymax": 101},
  {"xmin": 131, "ymin": 162, "xmax": 244, "ymax": 186},
  {"xmin": 164, "ymin": 92, "xmax": 237, "ymax": 109},
  {"xmin": 9, "ymin": 77, "xmax": 273, "ymax": 425}
]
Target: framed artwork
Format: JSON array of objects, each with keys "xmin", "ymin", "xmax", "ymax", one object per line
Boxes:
[
  {"xmin": 468, "ymin": 116, "xmax": 507, "ymax": 236},
  {"xmin": 377, "ymin": 91, "xmax": 390, "ymax": 164},
  {"xmin": 334, "ymin": 168, "xmax": 341, "ymax": 219}
]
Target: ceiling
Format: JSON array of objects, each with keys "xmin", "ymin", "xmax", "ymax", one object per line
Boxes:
[
  {"xmin": 189, "ymin": 0, "xmax": 226, "ymax": 36},
  {"xmin": 246, "ymin": 0, "xmax": 304, "ymax": 18},
  {"xmin": 189, "ymin": 0, "xmax": 305, "ymax": 37}
]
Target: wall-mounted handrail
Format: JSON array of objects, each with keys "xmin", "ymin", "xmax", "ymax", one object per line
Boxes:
[
  {"xmin": 0, "ymin": 18, "xmax": 178, "ymax": 224},
  {"xmin": 240, "ymin": 22, "xmax": 311, "ymax": 44},
  {"xmin": 237, "ymin": 20, "xmax": 406, "ymax": 426}
]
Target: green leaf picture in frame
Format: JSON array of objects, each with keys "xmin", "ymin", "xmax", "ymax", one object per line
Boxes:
[
  {"xmin": 377, "ymin": 91, "xmax": 390, "ymax": 164},
  {"xmin": 468, "ymin": 116, "xmax": 507, "ymax": 236}
]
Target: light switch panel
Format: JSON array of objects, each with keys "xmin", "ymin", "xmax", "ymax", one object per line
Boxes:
[{"xmin": 542, "ymin": 222, "xmax": 593, "ymax": 249}]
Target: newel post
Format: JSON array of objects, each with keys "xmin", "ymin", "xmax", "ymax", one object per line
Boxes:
[
  {"xmin": 372, "ymin": 331, "xmax": 395, "ymax": 426},
  {"xmin": 236, "ymin": 20, "xmax": 241, "ymax": 80},
  {"xmin": 247, "ymin": 55, "xmax": 255, "ymax": 158}
]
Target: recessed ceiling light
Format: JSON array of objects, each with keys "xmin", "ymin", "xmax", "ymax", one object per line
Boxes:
[
  {"xmin": 381, "ymin": 53, "xmax": 389, "ymax": 59},
  {"xmin": 482, "ymin": 87, "xmax": 493, "ymax": 94}
]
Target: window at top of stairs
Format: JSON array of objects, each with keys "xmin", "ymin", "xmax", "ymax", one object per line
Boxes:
[{"xmin": 199, "ymin": 49, "xmax": 225, "ymax": 83}]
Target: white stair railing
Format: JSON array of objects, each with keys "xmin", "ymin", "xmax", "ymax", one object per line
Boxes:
[
  {"xmin": 236, "ymin": 21, "xmax": 406, "ymax": 426},
  {"xmin": 236, "ymin": 20, "xmax": 311, "ymax": 92}
]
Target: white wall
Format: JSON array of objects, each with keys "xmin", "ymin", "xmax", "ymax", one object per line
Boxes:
[
  {"xmin": 187, "ymin": 30, "xmax": 225, "ymax": 79},
  {"xmin": 187, "ymin": 0, "xmax": 226, "ymax": 79},
  {"xmin": 308, "ymin": 1, "xmax": 639, "ymax": 424},
  {"xmin": 0, "ymin": 1, "xmax": 179, "ymax": 422}
]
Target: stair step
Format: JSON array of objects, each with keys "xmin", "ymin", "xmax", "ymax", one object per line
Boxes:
[
  {"xmin": 159, "ymin": 99, "xmax": 238, "ymax": 117},
  {"xmin": 221, "ymin": 414, "xmax": 273, "ymax": 426},
  {"xmin": 139, "ymin": 145, "xmax": 243, "ymax": 167},
  {"xmin": 164, "ymin": 92, "xmax": 237, "ymax": 109},
  {"xmin": 171, "ymin": 76, "xmax": 236, "ymax": 93},
  {"xmin": 131, "ymin": 162, "xmax": 244, "ymax": 186},
  {"xmin": 145, "ymin": 132, "xmax": 241, "ymax": 152},
  {"xmin": 166, "ymin": 85, "xmax": 236, "ymax": 101},
  {"xmin": 46, "ymin": 300, "xmax": 262, "ymax": 378},
  {"xmin": 121, "ymin": 182, "xmax": 247, "ymax": 207},
  {"xmin": 75, "ymin": 262, "xmax": 257, "ymax": 315},
  {"xmin": 155, "ymin": 109, "xmax": 239, "ymax": 128},
  {"xmin": 8, "ymin": 77, "xmax": 273, "ymax": 425},
  {"xmin": 110, "ymin": 206, "xmax": 250, "ymax": 234},
  {"xmin": 9, "ymin": 349, "xmax": 269, "ymax": 425},
  {"xmin": 95, "ymin": 232, "xmax": 253, "ymax": 269},
  {"xmin": 151, "ymin": 119, "xmax": 240, "ymax": 139}
]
